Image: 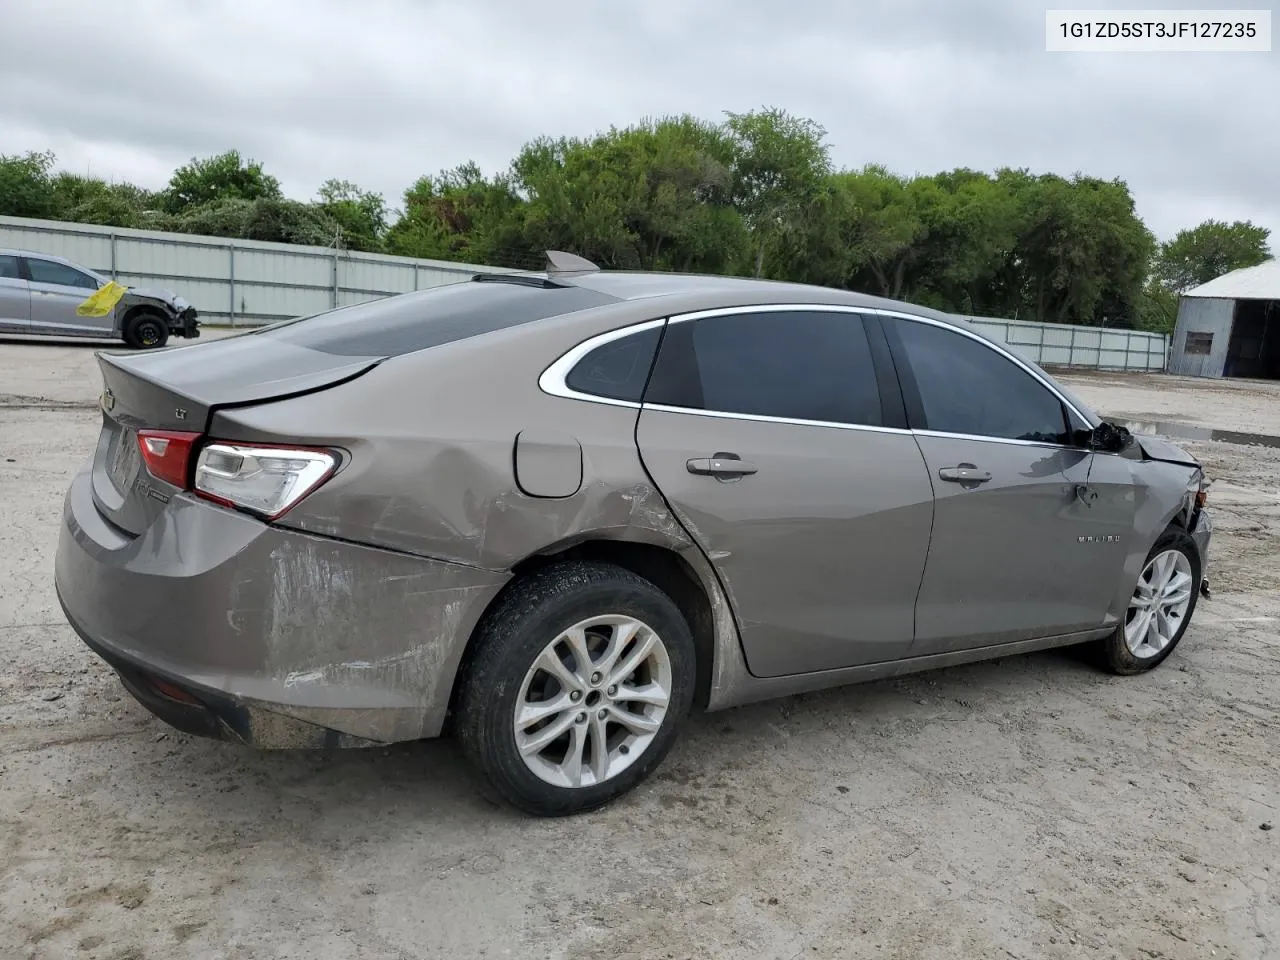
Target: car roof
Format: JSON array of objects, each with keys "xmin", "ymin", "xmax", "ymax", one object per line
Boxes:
[
  {"xmin": 0, "ymin": 248, "xmax": 92, "ymax": 269},
  {"xmin": 532, "ymin": 269, "xmax": 969, "ymax": 330}
]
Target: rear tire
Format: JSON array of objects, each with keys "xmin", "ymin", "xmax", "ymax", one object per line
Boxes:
[
  {"xmin": 1097, "ymin": 529, "xmax": 1201, "ymax": 675},
  {"xmin": 455, "ymin": 561, "xmax": 695, "ymax": 816},
  {"xmin": 123, "ymin": 311, "xmax": 169, "ymax": 350}
]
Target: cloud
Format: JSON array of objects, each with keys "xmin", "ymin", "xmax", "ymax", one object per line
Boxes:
[{"xmin": 1, "ymin": 0, "xmax": 1275, "ymax": 242}]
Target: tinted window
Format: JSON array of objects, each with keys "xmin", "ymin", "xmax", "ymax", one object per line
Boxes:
[
  {"xmin": 0, "ymin": 255, "xmax": 20, "ymax": 280},
  {"xmin": 894, "ymin": 319, "xmax": 1069, "ymax": 443},
  {"xmin": 257, "ymin": 278, "xmax": 617, "ymax": 357},
  {"xmin": 565, "ymin": 326, "xmax": 661, "ymax": 402},
  {"xmin": 27, "ymin": 259, "xmax": 99, "ymax": 290},
  {"xmin": 646, "ymin": 310, "xmax": 883, "ymax": 426}
]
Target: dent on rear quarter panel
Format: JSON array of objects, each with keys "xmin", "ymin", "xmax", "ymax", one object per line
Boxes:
[
  {"xmin": 208, "ymin": 306, "xmax": 737, "ymax": 721},
  {"xmin": 211, "ymin": 307, "xmax": 700, "ymax": 569}
]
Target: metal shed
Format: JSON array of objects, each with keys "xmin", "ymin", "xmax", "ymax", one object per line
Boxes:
[{"xmin": 1169, "ymin": 259, "xmax": 1280, "ymax": 378}]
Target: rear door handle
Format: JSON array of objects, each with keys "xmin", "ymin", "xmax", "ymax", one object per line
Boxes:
[
  {"xmin": 938, "ymin": 464, "xmax": 991, "ymax": 484},
  {"xmin": 687, "ymin": 456, "xmax": 758, "ymax": 478}
]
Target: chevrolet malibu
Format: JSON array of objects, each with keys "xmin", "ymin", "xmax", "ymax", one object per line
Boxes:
[{"xmin": 55, "ymin": 253, "xmax": 1212, "ymax": 816}]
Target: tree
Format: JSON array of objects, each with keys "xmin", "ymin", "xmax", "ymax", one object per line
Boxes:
[
  {"xmin": 316, "ymin": 179, "xmax": 388, "ymax": 252},
  {"xmin": 50, "ymin": 173, "xmax": 160, "ymax": 228},
  {"xmin": 724, "ymin": 108, "xmax": 831, "ymax": 277},
  {"xmin": 386, "ymin": 161, "xmax": 535, "ymax": 266},
  {"xmin": 512, "ymin": 117, "xmax": 748, "ymax": 274},
  {"xmin": 164, "ymin": 150, "xmax": 282, "ymax": 213},
  {"xmin": 0, "ymin": 150, "xmax": 57, "ymax": 219},
  {"xmin": 1153, "ymin": 219, "xmax": 1272, "ymax": 293}
]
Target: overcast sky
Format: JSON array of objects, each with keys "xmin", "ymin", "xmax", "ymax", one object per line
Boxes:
[{"xmin": 2, "ymin": 0, "xmax": 1276, "ymax": 244}]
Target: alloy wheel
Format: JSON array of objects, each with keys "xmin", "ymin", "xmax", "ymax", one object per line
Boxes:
[
  {"xmin": 1125, "ymin": 549, "xmax": 1194, "ymax": 659},
  {"xmin": 513, "ymin": 615, "xmax": 672, "ymax": 789}
]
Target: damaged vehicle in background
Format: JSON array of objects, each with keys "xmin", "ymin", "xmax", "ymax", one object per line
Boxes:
[
  {"xmin": 0, "ymin": 248, "xmax": 199, "ymax": 349},
  {"xmin": 54, "ymin": 252, "xmax": 1212, "ymax": 816}
]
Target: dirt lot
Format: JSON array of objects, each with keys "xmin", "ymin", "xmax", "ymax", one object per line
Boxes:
[{"xmin": 2, "ymin": 335, "xmax": 1278, "ymax": 960}]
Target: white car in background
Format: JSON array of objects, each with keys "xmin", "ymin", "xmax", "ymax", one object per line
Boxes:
[{"xmin": 0, "ymin": 248, "xmax": 200, "ymax": 349}]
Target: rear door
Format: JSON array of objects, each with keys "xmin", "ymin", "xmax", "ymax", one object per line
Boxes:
[
  {"xmin": 880, "ymin": 313, "xmax": 1135, "ymax": 655},
  {"xmin": 0, "ymin": 255, "xmax": 30, "ymax": 331},
  {"xmin": 25, "ymin": 257, "xmax": 112, "ymax": 335},
  {"xmin": 635, "ymin": 305, "xmax": 935, "ymax": 678}
]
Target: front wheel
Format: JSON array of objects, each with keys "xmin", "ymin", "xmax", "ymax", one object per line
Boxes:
[
  {"xmin": 123, "ymin": 311, "xmax": 169, "ymax": 350},
  {"xmin": 455, "ymin": 562, "xmax": 695, "ymax": 816},
  {"xmin": 1097, "ymin": 529, "xmax": 1202, "ymax": 675}
]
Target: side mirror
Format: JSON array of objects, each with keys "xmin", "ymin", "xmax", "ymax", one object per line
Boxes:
[{"xmin": 1090, "ymin": 421, "xmax": 1133, "ymax": 453}]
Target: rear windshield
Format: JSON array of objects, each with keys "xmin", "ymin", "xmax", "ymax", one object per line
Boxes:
[{"xmin": 255, "ymin": 278, "xmax": 618, "ymax": 357}]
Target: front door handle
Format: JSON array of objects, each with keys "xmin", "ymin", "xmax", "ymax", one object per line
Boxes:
[
  {"xmin": 938, "ymin": 464, "xmax": 991, "ymax": 484},
  {"xmin": 687, "ymin": 455, "xmax": 758, "ymax": 478}
]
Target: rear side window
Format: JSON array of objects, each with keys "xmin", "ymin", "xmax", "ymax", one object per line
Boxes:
[
  {"xmin": 0, "ymin": 255, "xmax": 20, "ymax": 279},
  {"xmin": 27, "ymin": 258, "xmax": 100, "ymax": 290},
  {"xmin": 565, "ymin": 326, "xmax": 661, "ymax": 402},
  {"xmin": 892, "ymin": 318, "xmax": 1070, "ymax": 443},
  {"xmin": 257, "ymin": 278, "xmax": 618, "ymax": 358},
  {"xmin": 645, "ymin": 309, "xmax": 883, "ymax": 426}
]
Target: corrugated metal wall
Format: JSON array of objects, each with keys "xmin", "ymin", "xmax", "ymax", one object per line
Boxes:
[
  {"xmin": 1168, "ymin": 297, "xmax": 1235, "ymax": 377},
  {"xmin": 964, "ymin": 315, "xmax": 1168, "ymax": 372},
  {"xmin": 1, "ymin": 214, "xmax": 1172, "ymax": 372},
  {"xmin": 0, "ymin": 214, "xmax": 511, "ymax": 326}
]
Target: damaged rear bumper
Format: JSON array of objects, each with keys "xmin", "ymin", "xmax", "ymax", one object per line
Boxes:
[
  {"xmin": 54, "ymin": 469, "xmax": 508, "ymax": 747},
  {"xmin": 61, "ymin": 606, "xmax": 379, "ymax": 748}
]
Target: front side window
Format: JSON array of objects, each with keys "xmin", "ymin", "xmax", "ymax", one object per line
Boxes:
[
  {"xmin": 26, "ymin": 259, "xmax": 100, "ymax": 290},
  {"xmin": 645, "ymin": 309, "xmax": 883, "ymax": 426},
  {"xmin": 893, "ymin": 318, "xmax": 1069, "ymax": 444},
  {"xmin": 0, "ymin": 255, "xmax": 20, "ymax": 280}
]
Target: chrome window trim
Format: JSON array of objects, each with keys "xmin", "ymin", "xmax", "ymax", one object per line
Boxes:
[
  {"xmin": 538, "ymin": 302, "xmax": 1098, "ymax": 446},
  {"xmin": 643, "ymin": 403, "xmax": 911, "ymax": 436}
]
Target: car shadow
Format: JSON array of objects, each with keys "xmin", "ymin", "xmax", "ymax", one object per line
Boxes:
[{"xmin": 131, "ymin": 642, "xmax": 1105, "ymax": 829}]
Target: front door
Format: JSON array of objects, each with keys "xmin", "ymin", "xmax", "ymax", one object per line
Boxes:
[
  {"xmin": 881, "ymin": 314, "xmax": 1135, "ymax": 655},
  {"xmin": 635, "ymin": 307, "xmax": 935, "ymax": 678},
  {"xmin": 25, "ymin": 257, "xmax": 114, "ymax": 336},
  {"xmin": 0, "ymin": 254, "xmax": 30, "ymax": 331}
]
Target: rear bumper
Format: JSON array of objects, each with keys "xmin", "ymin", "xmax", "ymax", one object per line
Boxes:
[{"xmin": 54, "ymin": 469, "xmax": 507, "ymax": 745}]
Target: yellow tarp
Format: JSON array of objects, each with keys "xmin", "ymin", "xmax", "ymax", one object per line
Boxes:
[{"xmin": 76, "ymin": 281, "xmax": 129, "ymax": 318}]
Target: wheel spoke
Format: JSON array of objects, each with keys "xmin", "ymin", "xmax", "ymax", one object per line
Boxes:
[
  {"xmin": 1162, "ymin": 587, "xmax": 1192, "ymax": 606},
  {"xmin": 596, "ymin": 619, "xmax": 642, "ymax": 678},
  {"xmin": 1147, "ymin": 609, "xmax": 1165, "ymax": 649},
  {"xmin": 563, "ymin": 626, "xmax": 595, "ymax": 678},
  {"xmin": 516, "ymin": 694, "xmax": 573, "ymax": 731},
  {"xmin": 614, "ymin": 681, "xmax": 669, "ymax": 709},
  {"xmin": 517, "ymin": 710, "xmax": 577, "ymax": 757},
  {"xmin": 535, "ymin": 645, "xmax": 583, "ymax": 694},
  {"xmin": 587, "ymin": 712, "xmax": 611, "ymax": 784},
  {"xmin": 606, "ymin": 705, "xmax": 661, "ymax": 735},
  {"xmin": 561, "ymin": 720, "xmax": 588, "ymax": 787},
  {"xmin": 609, "ymin": 630, "xmax": 658, "ymax": 686}
]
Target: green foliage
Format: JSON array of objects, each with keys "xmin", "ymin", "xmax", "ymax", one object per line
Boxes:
[
  {"xmin": 164, "ymin": 150, "xmax": 282, "ymax": 213},
  {"xmin": 0, "ymin": 151, "xmax": 58, "ymax": 219},
  {"xmin": 5, "ymin": 119, "xmax": 1270, "ymax": 331},
  {"xmin": 1153, "ymin": 220, "xmax": 1272, "ymax": 293},
  {"xmin": 317, "ymin": 179, "xmax": 388, "ymax": 252}
]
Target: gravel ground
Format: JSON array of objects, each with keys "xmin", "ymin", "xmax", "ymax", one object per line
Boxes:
[{"xmin": 2, "ymin": 336, "xmax": 1278, "ymax": 960}]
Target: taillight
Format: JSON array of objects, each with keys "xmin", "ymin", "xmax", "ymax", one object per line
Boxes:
[
  {"xmin": 136, "ymin": 430, "xmax": 200, "ymax": 487},
  {"xmin": 193, "ymin": 442, "xmax": 338, "ymax": 520}
]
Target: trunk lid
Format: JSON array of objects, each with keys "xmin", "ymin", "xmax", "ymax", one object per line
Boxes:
[{"xmin": 91, "ymin": 333, "xmax": 382, "ymax": 535}]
